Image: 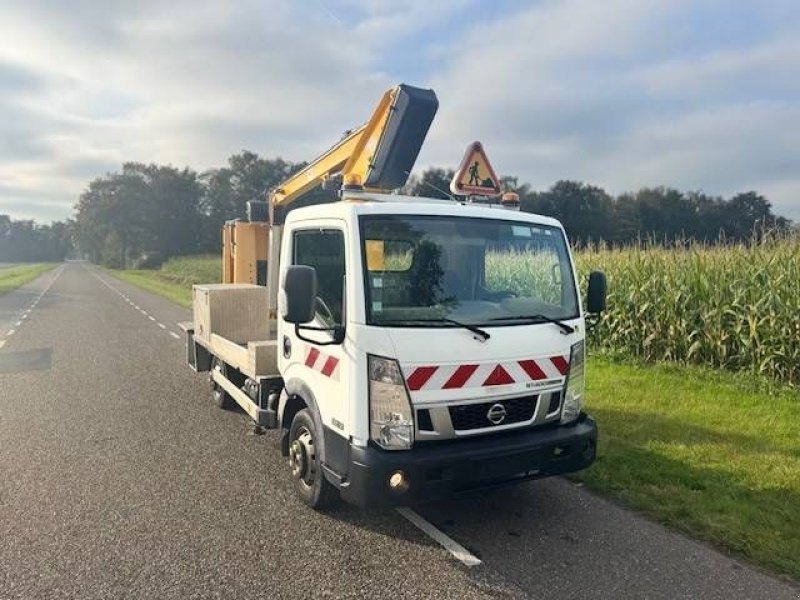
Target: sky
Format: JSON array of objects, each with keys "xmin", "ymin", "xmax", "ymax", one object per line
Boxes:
[{"xmin": 1, "ymin": 0, "xmax": 799, "ymax": 223}]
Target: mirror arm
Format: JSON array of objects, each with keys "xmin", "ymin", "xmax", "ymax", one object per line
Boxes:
[
  {"xmin": 585, "ymin": 313, "xmax": 601, "ymax": 332},
  {"xmin": 294, "ymin": 323, "xmax": 345, "ymax": 346}
]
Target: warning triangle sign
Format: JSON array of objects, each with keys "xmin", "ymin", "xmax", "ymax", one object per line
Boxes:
[{"xmin": 450, "ymin": 141, "xmax": 501, "ymax": 196}]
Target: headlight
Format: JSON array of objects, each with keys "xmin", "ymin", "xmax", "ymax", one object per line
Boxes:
[
  {"xmin": 368, "ymin": 355, "xmax": 414, "ymax": 450},
  {"xmin": 561, "ymin": 340, "xmax": 585, "ymax": 424}
]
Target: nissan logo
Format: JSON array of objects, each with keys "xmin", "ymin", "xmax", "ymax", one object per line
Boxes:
[{"xmin": 486, "ymin": 403, "xmax": 507, "ymax": 425}]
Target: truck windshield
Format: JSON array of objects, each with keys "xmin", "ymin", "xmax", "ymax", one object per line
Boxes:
[{"xmin": 360, "ymin": 215, "xmax": 579, "ymax": 327}]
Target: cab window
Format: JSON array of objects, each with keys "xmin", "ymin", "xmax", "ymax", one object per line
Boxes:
[{"xmin": 292, "ymin": 229, "xmax": 345, "ymax": 324}]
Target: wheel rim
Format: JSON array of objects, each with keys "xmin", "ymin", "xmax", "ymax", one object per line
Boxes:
[{"xmin": 288, "ymin": 426, "xmax": 316, "ymax": 489}]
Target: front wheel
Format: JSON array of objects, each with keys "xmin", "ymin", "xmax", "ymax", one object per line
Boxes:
[{"xmin": 288, "ymin": 409, "xmax": 339, "ymax": 509}]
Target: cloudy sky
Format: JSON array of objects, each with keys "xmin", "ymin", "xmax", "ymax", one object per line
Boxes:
[{"xmin": 1, "ymin": 0, "xmax": 799, "ymax": 222}]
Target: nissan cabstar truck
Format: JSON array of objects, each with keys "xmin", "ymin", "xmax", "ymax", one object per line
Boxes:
[{"xmin": 182, "ymin": 83, "xmax": 607, "ymax": 508}]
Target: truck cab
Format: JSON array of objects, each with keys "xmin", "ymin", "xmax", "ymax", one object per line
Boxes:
[
  {"xmin": 184, "ymin": 82, "xmax": 606, "ymax": 509},
  {"xmin": 275, "ymin": 192, "xmax": 601, "ymax": 507}
]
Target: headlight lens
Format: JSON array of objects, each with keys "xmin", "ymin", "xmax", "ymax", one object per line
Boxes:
[
  {"xmin": 368, "ymin": 355, "xmax": 414, "ymax": 450},
  {"xmin": 561, "ymin": 340, "xmax": 585, "ymax": 424}
]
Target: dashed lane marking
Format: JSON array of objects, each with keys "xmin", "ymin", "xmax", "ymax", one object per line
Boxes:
[
  {"xmin": 0, "ymin": 340, "xmax": 5, "ymax": 349},
  {"xmin": 3, "ymin": 265, "xmax": 65, "ymax": 340},
  {"xmin": 87, "ymin": 267, "xmax": 183, "ymax": 343},
  {"xmin": 396, "ymin": 507, "xmax": 482, "ymax": 568}
]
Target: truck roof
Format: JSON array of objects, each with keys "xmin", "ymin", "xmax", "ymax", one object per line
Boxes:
[{"xmin": 286, "ymin": 192, "xmax": 565, "ymax": 231}]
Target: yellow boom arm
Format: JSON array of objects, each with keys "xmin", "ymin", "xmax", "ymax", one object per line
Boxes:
[
  {"xmin": 270, "ymin": 87, "xmax": 395, "ymax": 207},
  {"xmin": 269, "ymin": 83, "xmax": 438, "ymax": 214},
  {"xmin": 223, "ymin": 83, "xmax": 437, "ymax": 288}
]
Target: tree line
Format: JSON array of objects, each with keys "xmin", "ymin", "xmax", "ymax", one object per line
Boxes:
[
  {"xmin": 405, "ymin": 168, "xmax": 792, "ymax": 246},
  {"xmin": 0, "ymin": 215, "xmax": 72, "ymax": 262},
  {"xmin": 2, "ymin": 150, "xmax": 793, "ymax": 265}
]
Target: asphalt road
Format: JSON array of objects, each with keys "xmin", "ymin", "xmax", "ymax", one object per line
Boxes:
[{"xmin": 0, "ymin": 263, "xmax": 797, "ymax": 599}]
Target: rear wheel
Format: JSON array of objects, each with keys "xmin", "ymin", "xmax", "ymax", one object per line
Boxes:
[
  {"xmin": 210, "ymin": 358, "xmax": 234, "ymax": 409},
  {"xmin": 288, "ymin": 409, "xmax": 339, "ymax": 509}
]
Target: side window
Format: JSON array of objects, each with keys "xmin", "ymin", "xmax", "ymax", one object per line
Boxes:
[{"xmin": 293, "ymin": 229, "xmax": 345, "ymax": 324}]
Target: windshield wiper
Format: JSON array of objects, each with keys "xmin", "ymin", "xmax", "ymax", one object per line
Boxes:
[
  {"xmin": 380, "ymin": 318, "xmax": 490, "ymax": 341},
  {"xmin": 489, "ymin": 314, "xmax": 575, "ymax": 335}
]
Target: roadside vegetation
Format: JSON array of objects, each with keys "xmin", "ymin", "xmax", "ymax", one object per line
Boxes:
[
  {"xmin": 580, "ymin": 358, "xmax": 799, "ymax": 579},
  {"xmin": 112, "ymin": 255, "xmax": 219, "ymax": 308},
  {"xmin": 578, "ymin": 234, "xmax": 800, "ymax": 386},
  {"xmin": 0, "ymin": 263, "xmax": 54, "ymax": 295}
]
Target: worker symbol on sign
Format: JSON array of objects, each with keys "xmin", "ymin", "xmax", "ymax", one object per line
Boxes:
[
  {"xmin": 468, "ymin": 161, "xmax": 481, "ymax": 186},
  {"xmin": 450, "ymin": 141, "xmax": 501, "ymax": 196}
]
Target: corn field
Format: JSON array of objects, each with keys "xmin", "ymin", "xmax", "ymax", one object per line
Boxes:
[{"xmin": 576, "ymin": 235, "xmax": 800, "ymax": 386}]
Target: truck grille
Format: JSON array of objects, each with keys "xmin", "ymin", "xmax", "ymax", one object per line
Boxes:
[{"xmin": 449, "ymin": 395, "xmax": 537, "ymax": 431}]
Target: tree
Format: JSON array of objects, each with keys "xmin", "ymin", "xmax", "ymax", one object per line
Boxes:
[
  {"xmin": 532, "ymin": 180, "xmax": 615, "ymax": 243},
  {"xmin": 0, "ymin": 215, "xmax": 72, "ymax": 262},
  {"xmin": 199, "ymin": 152, "xmax": 299, "ymax": 251},
  {"xmin": 402, "ymin": 168, "xmax": 455, "ymax": 199},
  {"xmin": 721, "ymin": 191, "xmax": 788, "ymax": 240}
]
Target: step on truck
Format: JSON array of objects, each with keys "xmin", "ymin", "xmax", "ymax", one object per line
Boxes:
[{"xmin": 182, "ymin": 83, "xmax": 607, "ymax": 508}]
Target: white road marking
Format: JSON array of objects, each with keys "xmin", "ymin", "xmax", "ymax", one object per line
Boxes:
[
  {"xmin": 396, "ymin": 507, "xmax": 482, "ymax": 568},
  {"xmin": 0, "ymin": 266, "xmax": 63, "ymax": 340},
  {"xmin": 87, "ymin": 267, "xmax": 182, "ymax": 340}
]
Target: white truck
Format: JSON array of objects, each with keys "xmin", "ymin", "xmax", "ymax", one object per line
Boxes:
[{"xmin": 183, "ymin": 84, "xmax": 607, "ymax": 508}]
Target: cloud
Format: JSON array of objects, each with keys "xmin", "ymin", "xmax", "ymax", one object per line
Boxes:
[
  {"xmin": 419, "ymin": 0, "xmax": 800, "ymax": 219},
  {"xmin": 0, "ymin": 0, "xmax": 408, "ymax": 220},
  {"xmin": 0, "ymin": 0, "xmax": 798, "ymax": 222}
]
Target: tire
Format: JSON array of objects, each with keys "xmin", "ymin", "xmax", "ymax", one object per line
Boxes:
[
  {"xmin": 210, "ymin": 358, "xmax": 234, "ymax": 409},
  {"xmin": 288, "ymin": 409, "xmax": 339, "ymax": 509}
]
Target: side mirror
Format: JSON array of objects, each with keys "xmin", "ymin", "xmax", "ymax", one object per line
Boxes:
[
  {"xmin": 283, "ymin": 265, "xmax": 317, "ymax": 324},
  {"xmin": 586, "ymin": 270, "xmax": 607, "ymax": 314}
]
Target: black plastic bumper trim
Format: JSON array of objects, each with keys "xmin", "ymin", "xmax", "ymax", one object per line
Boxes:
[{"xmin": 337, "ymin": 415, "xmax": 597, "ymax": 508}]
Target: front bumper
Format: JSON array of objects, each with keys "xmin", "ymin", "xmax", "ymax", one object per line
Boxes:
[{"xmin": 337, "ymin": 414, "xmax": 597, "ymax": 508}]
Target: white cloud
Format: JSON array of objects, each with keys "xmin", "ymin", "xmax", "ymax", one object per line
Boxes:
[{"xmin": 418, "ymin": 0, "xmax": 800, "ymax": 220}]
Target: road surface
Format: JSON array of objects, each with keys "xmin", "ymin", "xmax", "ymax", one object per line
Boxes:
[{"xmin": 0, "ymin": 263, "xmax": 797, "ymax": 599}]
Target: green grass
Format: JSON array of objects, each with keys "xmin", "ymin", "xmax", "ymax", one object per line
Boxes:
[
  {"xmin": 111, "ymin": 255, "xmax": 220, "ymax": 308},
  {"xmin": 577, "ymin": 357, "xmax": 800, "ymax": 579},
  {"xmin": 0, "ymin": 263, "xmax": 54, "ymax": 295}
]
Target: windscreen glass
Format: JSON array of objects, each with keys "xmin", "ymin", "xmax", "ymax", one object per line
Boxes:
[{"xmin": 360, "ymin": 215, "xmax": 578, "ymax": 326}]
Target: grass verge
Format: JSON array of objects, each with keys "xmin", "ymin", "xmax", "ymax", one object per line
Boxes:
[
  {"xmin": 0, "ymin": 263, "xmax": 54, "ymax": 295},
  {"xmin": 578, "ymin": 357, "xmax": 800, "ymax": 580},
  {"xmin": 111, "ymin": 255, "xmax": 220, "ymax": 309}
]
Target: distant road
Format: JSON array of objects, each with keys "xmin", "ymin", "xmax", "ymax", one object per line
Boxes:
[{"xmin": 0, "ymin": 263, "xmax": 796, "ymax": 599}]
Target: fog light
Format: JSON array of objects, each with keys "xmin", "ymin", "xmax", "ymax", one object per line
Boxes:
[{"xmin": 388, "ymin": 470, "xmax": 409, "ymax": 493}]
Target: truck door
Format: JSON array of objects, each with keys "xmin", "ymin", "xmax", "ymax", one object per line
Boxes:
[{"xmin": 280, "ymin": 225, "xmax": 350, "ymax": 448}]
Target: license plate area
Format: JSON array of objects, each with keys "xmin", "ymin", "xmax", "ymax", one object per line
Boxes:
[{"xmin": 468, "ymin": 449, "xmax": 542, "ymax": 482}]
